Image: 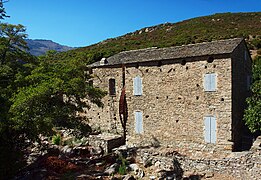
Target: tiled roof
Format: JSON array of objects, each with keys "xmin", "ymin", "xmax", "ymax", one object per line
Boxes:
[{"xmin": 89, "ymin": 38, "xmax": 243, "ymax": 67}]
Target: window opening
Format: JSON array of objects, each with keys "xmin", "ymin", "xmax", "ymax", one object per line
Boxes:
[
  {"xmin": 135, "ymin": 111, "xmax": 143, "ymax": 134},
  {"xmin": 204, "ymin": 116, "xmax": 216, "ymax": 144},
  {"xmin": 204, "ymin": 73, "xmax": 217, "ymax": 92},
  {"xmin": 133, "ymin": 76, "xmax": 142, "ymax": 96},
  {"xmin": 109, "ymin": 78, "xmax": 116, "ymax": 95}
]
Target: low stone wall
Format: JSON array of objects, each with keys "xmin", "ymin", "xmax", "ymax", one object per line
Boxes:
[
  {"xmin": 88, "ymin": 133, "xmax": 124, "ymax": 154},
  {"xmin": 177, "ymin": 151, "xmax": 261, "ymax": 180},
  {"xmin": 136, "ymin": 147, "xmax": 260, "ymax": 180}
]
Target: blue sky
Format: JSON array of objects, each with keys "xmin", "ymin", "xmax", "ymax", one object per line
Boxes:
[{"xmin": 4, "ymin": 0, "xmax": 261, "ymax": 47}]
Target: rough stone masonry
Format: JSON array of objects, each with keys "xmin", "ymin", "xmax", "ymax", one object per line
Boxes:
[{"xmin": 85, "ymin": 38, "xmax": 252, "ymax": 155}]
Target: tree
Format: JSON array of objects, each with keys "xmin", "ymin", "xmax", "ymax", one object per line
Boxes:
[
  {"xmin": 0, "ymin": 0, "xmax": 9, "ymax": 20},
  {"xmin": 244, "ymin": 57, "xmax": 261, "ymax": 133},
  {"xmin": 9, "ymin": 56, "xmax": 106, "ymax": 141},
  {"xmin": 0, "ymin": 23, "xmax": 28, "ymax": 65},
  {"xmin": 0, "ymin": 23, "xmax": 36, "ymax": 179}
]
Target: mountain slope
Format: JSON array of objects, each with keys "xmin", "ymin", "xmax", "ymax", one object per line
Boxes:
[
  {"xmin": 54, "ymin": 12, "xmax": 261, "ymax": 63},
  {"xmin": 26, "ymin": 39, "xmax": 74, "ymax": 56}
]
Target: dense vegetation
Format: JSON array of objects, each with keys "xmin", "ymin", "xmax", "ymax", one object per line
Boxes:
[
  {"xmin": 56, "ymin": 12, "xmax": 261, "ymax": 62},
  {"xmin": 244, "ymin": 56, "xmax": 261, "ymax": 133},
  {"xmin": 0, "ymin": 2, "xmax": 105, "ymax": 178}
]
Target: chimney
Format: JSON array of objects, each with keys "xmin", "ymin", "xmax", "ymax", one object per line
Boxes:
[{"xmin": 100, "ymin": 58, "xmax": 107, "ymax": 65}]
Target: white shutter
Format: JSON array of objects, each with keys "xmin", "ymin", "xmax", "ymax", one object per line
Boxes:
[
  {"xmin": 210, "ymin": 116, "xmax": 216, "ymax": 143},
  {"xmin": 204, "ymin": 74, "xmax": 210, "ymax": 91},
  {"xmin": 204, "ymin": 116, "xmax": 216, "ymax": 144},
  {"xmin": 210, "ymin": 74, "xmax": 216, "ymax": 91},
  {"xmin": 204, "ymin": 73, "xmax": 216, "ymax": 91},
  {"xmin": 135, "ymin": 111, "xmax": 143, "ymax": 134},
  {"xmin": 204, "ymin": 117, "xmax": 211, "ymax": 143},
  {"xmin": 134, "ymin": 76, "xmax": 142, "ymax": 96}
]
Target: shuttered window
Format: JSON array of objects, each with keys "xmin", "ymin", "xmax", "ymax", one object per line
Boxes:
[
  {"xmin": 204, "ymin": 73, "xmax": 217, "ymax": 91},
  {"xmin": 135, "ymin": 111, "xmax": 143, "ymax": 134},
  {"xmin": 204, "ymin": 116, "xmax": 216, "ymax": 144},
  {"xmin": 109, "ymin": 79, "xmax": 116, "ymax": 96},
  {"xmin": 133, "ymin": 76, "xmax": 142, "ymax": 96}
]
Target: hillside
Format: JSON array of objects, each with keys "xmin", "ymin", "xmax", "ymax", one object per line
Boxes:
[
  {"xmin": 54, "ymin": 12, "xmax": 261, "ymax": 63},
  {"xmin": 26, "ymin": 39, "xmax": 74, "ymax": 56}
]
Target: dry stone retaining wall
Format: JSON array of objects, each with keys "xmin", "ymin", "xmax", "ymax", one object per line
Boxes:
[
  {"xmin": 177, "ymin": 151, "xmax": 260, "ymax": 180},
  {"xmin": 137, "ymin": 147, "xmax": 261, "ymax": 180}
]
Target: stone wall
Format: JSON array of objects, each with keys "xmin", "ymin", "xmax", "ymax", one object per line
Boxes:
[
  {"xmin": 84, "ymin": 41, "xmax": 252, "ymax": 155},
  {"xmin": 86, "ymin": 54, "xmax": 240, "ymax": 154},
  {"xmin": 178, "ymin": 151, "xmax": 261, "ymax": 180},
  {"xmin": 85, "ymin": 67, "xmax": 123, "ymax": 134},
  {"xmin": 136, "ymin": 147, "xmax": 261, "ymax": 180},
  {"xmin": 125, "ymin": 58, "xmax": 234, "ymax": 152},
  {"xmin": 88, "ymin": 133, "xmax": 124, "ymax": 154}
]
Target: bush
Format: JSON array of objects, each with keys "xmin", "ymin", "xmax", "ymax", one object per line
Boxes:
[
  {"xmin": 118, "ymin": 155, "xmax": 127, "ymax": 175},
  {"xmin": 251, "ymin": 39, "xmax": 261, "ymax": 49},
  {"xmin": 52, "ymin": 134, "xmax": 61, "ymax": 145}
]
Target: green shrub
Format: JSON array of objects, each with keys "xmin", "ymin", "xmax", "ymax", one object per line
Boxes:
[
  {"xmin": 251, "ymin": 39, "xmax": 261, "ymax": 49},
  {"xmin": 52, "ymin": 134, "xmax": 61, "ymax": 145},
  {"xmin": 118, "ymin": 163, "xmax": 127, "ymax": 175},
  {"xmin": 118, "ymin": 155, "xmax": 127, "ymax": 175}
]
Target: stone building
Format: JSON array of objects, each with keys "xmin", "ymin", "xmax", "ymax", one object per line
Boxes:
[{"xmin": 86, "ymin": 38, "xmax": 252, "ymax": 153}]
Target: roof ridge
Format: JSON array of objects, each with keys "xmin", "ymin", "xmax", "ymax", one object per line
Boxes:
[
  {"xmin": 118, "ymin": 38, "xmax": 243, "ymax": 54},
  {"xmin": 89, "ymin": 38, "xmax": 245, "ymax": 68}
]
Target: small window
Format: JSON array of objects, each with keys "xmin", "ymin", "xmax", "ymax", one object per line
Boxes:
[
  {"xmin": 204, "ymin": 73, "xmax": 217, "ymax": 92},
  {"xmin": 204, "ymin": 116, "xmax": 216, "ymax": 144},
  {"xmin": 109, "ymin": 79, "xmax": 116, "ymax": 96},
  {"xmin": 135, "ymin": 111, "xmax": 143, "ymax": 134},
  {"xmin": 133, "ymin": 76, "xmax": 142, "ymax": 96}
]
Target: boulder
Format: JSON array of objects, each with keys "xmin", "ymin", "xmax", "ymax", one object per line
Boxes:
[
  {"xmin": 251, "ymin": 136, "xmax": 261, "ymax": 151},
  {"xmin": 123, "ymin": 174, "xmax": 136, "ymax": 180},
  {"xmin": 137, "ymin": 168, "xmax": 145, "ymax": 178},
  {"xmin": 128, "ymin": 163, "xmax": 139, "ymax": 173},
  {"xmin": 104, "ymin": 163, "xmax": 119, "ymax": 175},
  {"xmin": 61, "ymin": 145, "xmax": 74, "ymax": 156}
]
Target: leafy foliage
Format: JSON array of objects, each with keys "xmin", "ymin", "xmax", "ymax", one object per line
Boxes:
[
  {"xmin": 244, "ymin": 57, "xmax": 261, "ymax": 132},
  {"xmin": 9, "ymin": 53, "xmax": 106, "ymax": 141},
  {"xmin": 52, "ymin": 134, "xmax": 61, "ymax": 145},
  {"xmin": 0, "ymin": 3, "xmax": 106, "ymax": 177},
  {"xmin": 0, "ymin": 23, "xmax": 28, "ymax": 64},
  {"xmin": 118, "ymin": 155, "xmax": 127, "ymax": 175}
]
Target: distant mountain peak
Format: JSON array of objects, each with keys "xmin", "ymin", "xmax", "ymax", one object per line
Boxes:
[{"xmin": 25, "ymin": 39, "xmax": 74, "ymax": 56}]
